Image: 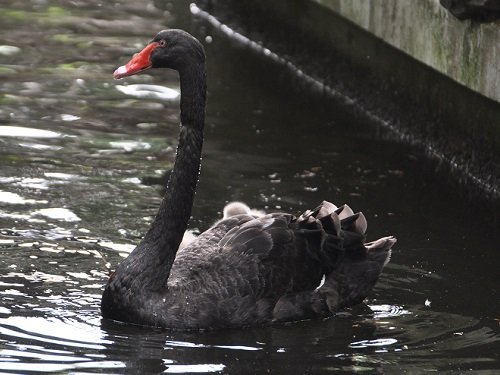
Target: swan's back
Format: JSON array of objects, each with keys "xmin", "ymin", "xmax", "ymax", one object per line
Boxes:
[{"xmin": 155, "ymin": 201, "xmax": 394, "ymax": 329}]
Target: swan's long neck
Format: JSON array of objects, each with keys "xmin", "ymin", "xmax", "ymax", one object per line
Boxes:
[{"xmin": 137, "ymin": 62, "xmax": 206, "ymax": 290}]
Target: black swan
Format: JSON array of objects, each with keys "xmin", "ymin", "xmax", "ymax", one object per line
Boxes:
[{"xmin": 101, "ymin": 29, "xmax": 396, "ymax": 329}]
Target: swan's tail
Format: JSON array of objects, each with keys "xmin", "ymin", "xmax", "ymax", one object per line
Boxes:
[
  {"xmin": 299, "ymin": 201, "xmax": 396, "ymax": 312},
  {"xmin": 365, "ymin": 236, "xmax": 396, "ymax": 268},
  {"xmin": 298, "ymin": 201, "xmax": 370, "ymax": 272}
]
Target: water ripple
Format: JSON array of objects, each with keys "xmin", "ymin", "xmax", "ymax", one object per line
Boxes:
[
  {"xmin": 0, "ymin": 126, "xmax": 64, "ymax": 139},
  {"xmin": 0, "ymin": 190, "xmax": 47, "ymax": 205},
  {"xmin": 349, "ymin": 338, "xmax": 399, "ymax": 349},
  {"xmin": 369, "ymin": 304, "xmax": 410, "ymax": 319},
  {"xmin": 164, "ymin": 363, "xmax": 226, "ymax": 373},
  {"xmin": 115, "ymin": 84, "xmax": 180, "ymax": 101},
  {"xmin": 0, "ymin": 316, "xmax": 108, "ymax": 350},
  {"xmin": 33, "ymin": 208, "xmax": 81, "ymax": 222}
]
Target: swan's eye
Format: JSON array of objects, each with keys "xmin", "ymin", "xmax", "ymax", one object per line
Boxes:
[{"xmin": 159, "ymin": 39, "xmax": 167, "ymax": 48}]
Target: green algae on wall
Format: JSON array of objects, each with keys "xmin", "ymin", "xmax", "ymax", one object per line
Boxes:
[{"xmin": 312, "ymin": 0, "xmax": 500, "ymax": 103}]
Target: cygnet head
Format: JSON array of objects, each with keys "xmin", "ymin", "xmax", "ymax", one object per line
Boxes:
[{"xmin": 223, "ymin": 201, "xmax": 252, "ymax": 219}]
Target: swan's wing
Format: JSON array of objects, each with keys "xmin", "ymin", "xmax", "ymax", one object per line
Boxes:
[
  {"xmin": 218, "ymin": 214, "xmax": 293, "ymax": 256},
  {"xmin": 174, "ymin": 213, "xmax": 296, "ymax": 273},
  {"xmin": 175, "ymin": 201, "xmax": 371, "ymax": 290},
  {"xmin": 167, "ymin": 201, "xmax": 395, "ymax": 327},
  {"xmin": 171, "ymin": 212, "xmax": 314, "ymax": 299},
  {"xmin": 176, "ymin": 214, "xmax": 257, "ymax": 256}
]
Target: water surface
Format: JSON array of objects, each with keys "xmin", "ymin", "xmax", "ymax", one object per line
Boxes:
[{"xmin": 0, "ymin": 0, "xmax": 498, "ymax": 373}]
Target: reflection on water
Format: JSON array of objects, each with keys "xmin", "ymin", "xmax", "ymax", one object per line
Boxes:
[
  {"xmin": 115, "ymin": 84, "xmax": 180, "ymax": 101},
  {"xmin": 0, "ymin": 126, "xmax": 65, "ymax": 138},
  {"xmin": 0, "ymin": 0, "xmax": 498, "ymax": 373}
]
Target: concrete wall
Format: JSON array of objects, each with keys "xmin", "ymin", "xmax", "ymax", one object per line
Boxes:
[
  {"xmin": 196, "ymin": 0, "xmax": 500, "ymax": 211},
  {"xmin": 313, "ymin": 0, "xmax": 500, "ymax": 103}
]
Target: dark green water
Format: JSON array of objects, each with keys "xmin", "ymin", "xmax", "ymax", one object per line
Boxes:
[{"xmin": 0, "ymin": 0, "xmax": 498, "ymax": 373}]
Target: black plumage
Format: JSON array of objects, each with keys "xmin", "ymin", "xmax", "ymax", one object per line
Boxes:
[{"xmin": 101, "ymin": 30, "xmax": 396, "ymax": 330}]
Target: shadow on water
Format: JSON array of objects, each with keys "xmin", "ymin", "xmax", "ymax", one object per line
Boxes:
[{"xmin": 0, "ymin": 0, "xmax": 498, "ymax": 373}]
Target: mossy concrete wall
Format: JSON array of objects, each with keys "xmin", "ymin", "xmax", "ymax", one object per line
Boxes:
[
  {"xmin": 196, "ymin": 0, "xmax": 500, "ymax": 214},
  {"xmin": 313, "ymin": 0, "xmax": 500, "ymax": 103}
]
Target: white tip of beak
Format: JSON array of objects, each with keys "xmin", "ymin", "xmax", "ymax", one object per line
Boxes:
[{"xmin": 113, "ymin": 65, "xmax": 128, "ymax": 80}]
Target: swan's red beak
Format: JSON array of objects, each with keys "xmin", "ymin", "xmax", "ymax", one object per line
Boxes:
[{"xmin": 113, "ymin": 42, "xmax": 159, "ymax": 79}]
